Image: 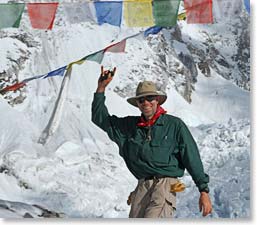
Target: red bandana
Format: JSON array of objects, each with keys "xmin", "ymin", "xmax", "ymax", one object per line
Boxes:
[{"xmin": 137, "ymin": 106, "xmax": 167, "ymax": 127}]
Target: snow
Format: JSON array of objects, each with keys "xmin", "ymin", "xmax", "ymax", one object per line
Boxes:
[
  {"xmin": 173, "ymin": 40, "xmax": 191, "ymax": 56},
  {"xmin": 0, "ymin": 0, "xmax": 252, "ymax": 221}
]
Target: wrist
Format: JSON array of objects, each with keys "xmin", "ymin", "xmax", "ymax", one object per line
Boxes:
[{"xmin": 96, "ymin": 87, "xmax": 105, "ymax": 93}]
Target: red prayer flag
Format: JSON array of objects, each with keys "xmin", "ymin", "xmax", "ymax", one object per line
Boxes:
[
  {"xmin": 0, "ymin": 82, "xmax": 26, "ymax": 94},
  {"xmin": 27, "ymin": 3, "xmax": 59, "ymax": 30},
  {"xmin": 184, "ymin": 0, "xmax": 213, "ymax": 24},
  {"xmin": 104, "ymin": 39, "xmax": 126, "ymax": 53}
]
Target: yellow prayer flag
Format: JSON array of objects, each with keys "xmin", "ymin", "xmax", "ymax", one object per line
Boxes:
[
  {"xmin": 70, "ymin": 58, "xmax": 86, "ymax": 66},
  {"xmin": 124, "ymin": 0, "xmax": 154, "ymax": 27},
  {"xmin": 178, "ymin": 12, "xmax": 186, "ymax": 21}
]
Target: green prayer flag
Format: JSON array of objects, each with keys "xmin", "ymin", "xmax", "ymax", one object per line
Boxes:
[
  {"xmin": 0, "ymin": 3, "xmax": 25, "ymax": 29},
  {"xmin": 83, "ymin": 50, "xmax": 105, "ymax": 64},
  {"xmin": 153, "ymin": 0, "xmax": 181, "ymax": 27}
]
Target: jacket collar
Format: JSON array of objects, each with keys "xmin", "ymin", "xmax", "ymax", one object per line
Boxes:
[{"xmin": 155, "ymin": 114, "xmax": 165, "ymax": 126}]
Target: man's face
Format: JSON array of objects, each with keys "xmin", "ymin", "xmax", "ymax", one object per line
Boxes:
[{"xmin": 136, "ymin": 95, "xmax": 159, "ymax": 120}]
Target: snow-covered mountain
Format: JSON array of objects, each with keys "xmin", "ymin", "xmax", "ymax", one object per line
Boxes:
[{"xmin": 0, "ymin": 0, "xmax": 250, "ymax": 218}]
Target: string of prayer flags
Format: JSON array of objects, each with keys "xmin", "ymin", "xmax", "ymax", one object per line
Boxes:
[
  {"xmin": 94, "ymin": 1, "xmax": 122, "ymax": 27},
  {"xmin": 212, "ymin": 0, "xmax": 243, "ymax": 22},
  {"xmin": 244, "ymin": 0, "xmax": 250, "ymax": 14},
  {"xmin": 0, "ymin": 30, "xmax": 148, "ymax": 94},
  {"xmin": 68, "ymin": 39, "xmax": 127, "ymax": 66},
  {"xmin": 63, "ymin": 2, "xmax": 96, "ymax": 24},
  {"xmin": 0, "ymin": 3, "xmax": 25, "ymax": 29},
  {"xmin": 184, "ymin": 0, "xmax": 213, "ymax": 24},
  {"xmin": 27, "ymin": 3, "xmax": 59, "ymax": 30},
  {"xmin": 153, "ymin": 0, "xmax": 181, "ymax": 27},
  {"xmin": 124, "ymin": 0, "xmax": 154, "ymax": 27},
  {"xmin": 43, "ymin": 66, "xmax": 67, "ymax": 79}
]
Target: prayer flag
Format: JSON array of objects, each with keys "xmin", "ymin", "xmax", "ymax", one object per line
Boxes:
[
  {"xmin": 153, "ymin": 0, "xmax": 181, "ymax": 27},
  {"xmin": 27, "ymin": 3, "xmax": 59, "ymax": 30},
  {"xmin": 63, "ymin": 2, "xmax": 97, "ymax": 24},
  {"xmin": 184, "ymin": 0, "xmax": 213, "ymax": 24},
  {"xmin": 83, "ymin": 50, "xmax": 105, "ymax": 64},
  {"xmin": 244, "ymin": 0, "xmax": 250, "ymax": 14},
  {"xmin": 0, "ymin": 3, "xmax": 25, "ymax": 29},
  {"xmin": 0, "ymin": 82, "xmax": 26, "ymax": 94},
  {"xmin": 144, "ymin": 26, "xmax": 162, "ymax": 37},
  {"xmin": 178, "ymin": 12, "xmax": 186, "ymax": 21},
  {"xmin": 94, "ymin": 1, "xmax": 122, "ymax": 27},
  {"xmin": 43, "ymin": 66, "xmax": 67, "ymax": 79},
  {"xmin": 104, "ymin": 39, "xmax": 126, "ymax": 53},
  {"xmin": 70, "ymin": 59, "xmax": 86, "ymax": 66},
  {"xmin": 124, "ymin": 0, "xmax": 154, "ymax": 27},
  {"xmin": 212, "ymin": 0, "xmax": 243, "ymax": 22}
]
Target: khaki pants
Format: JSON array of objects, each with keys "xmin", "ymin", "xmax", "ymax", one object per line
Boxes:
[{"xmin": 129, "ymin": 177, "xmax": 177, "ymax": 218}]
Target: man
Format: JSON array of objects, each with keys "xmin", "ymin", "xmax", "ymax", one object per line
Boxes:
[{"xmin": 91, "ymin": 66, "xmax": 212, "ymax": 218}]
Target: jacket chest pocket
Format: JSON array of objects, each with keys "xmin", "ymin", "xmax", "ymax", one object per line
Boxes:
[{"xmin": 148, "ymin": 139, "xmax": 177, "ymax": 167}]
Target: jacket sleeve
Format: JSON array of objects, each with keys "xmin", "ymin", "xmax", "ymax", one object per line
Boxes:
[
  {"xmin": 91, "ymin": 92, "xmax": 129, "ymax": 152},
  {"xmin": 177, "ymin": 120, "xmax": 209, "ymax": 193}
]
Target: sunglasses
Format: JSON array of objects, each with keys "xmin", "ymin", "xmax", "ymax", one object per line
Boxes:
[{"xmin": 137, "ymin": 95, "xmax": 157, "ymax": 104}]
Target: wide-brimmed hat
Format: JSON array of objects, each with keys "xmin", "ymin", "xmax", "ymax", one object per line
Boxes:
[{"xmin": 127, "ymin": 81, "xmax": 167, "ymax": 107}]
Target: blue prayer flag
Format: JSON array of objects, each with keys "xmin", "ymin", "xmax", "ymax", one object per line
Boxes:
[
  {"xmin": 144, "ymin": 26, "xmax": 163, "ymax": 37},
  {"xmin": 43, "ymin": 66, "xmax": 67, "ymax": 79},
  {"xmin": 94, "ymin": 1, "xmax": 122, "ymax": 27},
  {"xmin": 244, "ymin": 0, "xmax": 250, "ymax": 14}
]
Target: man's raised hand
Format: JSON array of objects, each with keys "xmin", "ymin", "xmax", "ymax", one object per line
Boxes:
[{"xmin": 96, "ymin": 66, "xmax": 116, "ymax": 93}]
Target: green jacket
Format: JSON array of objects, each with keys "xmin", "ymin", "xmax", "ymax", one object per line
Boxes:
[{"xmin": 92, "ymin": 93, "xmax": 209, "ymax": 192}]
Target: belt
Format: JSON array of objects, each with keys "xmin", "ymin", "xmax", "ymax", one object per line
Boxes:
[{"xmin": 144, "ymin": 175, "xmax": 176, "ymax": 181}]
